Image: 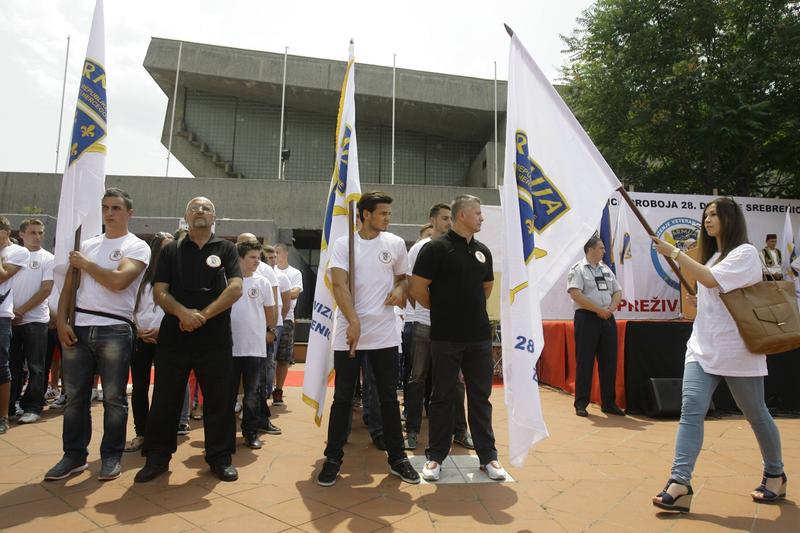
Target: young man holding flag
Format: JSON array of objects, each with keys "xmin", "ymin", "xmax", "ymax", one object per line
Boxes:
[{"xmin": 316, "ymin": 191, "xmax": 419, "ymax": 487}]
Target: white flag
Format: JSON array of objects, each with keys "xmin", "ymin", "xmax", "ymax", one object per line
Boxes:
[
  {"xmin": 54, "ymin": 0, "xmax": 107, "ymax": 285},
  {"xmin": 503, "ymin": 35, "xmax": 622, "ymax": 299},
  {"xmin": 302, "ymin": 41, "xmax": 362, "ymax": 425},
  {"xmin": 780, "ymin": 211, "xmax": 796, "ymax": 277},
  {"xmin": 613, "ymin": 197, "xmax": 636, "ymax": 305},
  {"xmin": 500, "ymin": 33, "xmax": 553, "ymax": 468}
]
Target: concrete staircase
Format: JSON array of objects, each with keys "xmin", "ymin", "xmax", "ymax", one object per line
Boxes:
[{"xmin": 177, "ymin": 125, "xmax": 245, "ymax": 179}]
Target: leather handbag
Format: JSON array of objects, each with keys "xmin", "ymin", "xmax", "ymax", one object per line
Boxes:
[{"xmin": 719, "ymin": 272, "xmax": 800, "ymax": 355}]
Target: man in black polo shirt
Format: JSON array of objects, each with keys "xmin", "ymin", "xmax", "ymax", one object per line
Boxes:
[
  {"xmin": 135, "ymin": 197, "xmax": 243, "ymax": 483},
  {"xmin": 410, "ymin": 194, "xmax": 507, "ymax": 482}
]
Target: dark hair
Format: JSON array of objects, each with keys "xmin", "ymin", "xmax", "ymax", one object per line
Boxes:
[
  {"xmin": 0, "ymin": 216, "xmax": 10, "ymax": 231},
  {"xmin": 137, "ymin": 232, "xmax": 174, "ymax": 311},
  {"xmin": 103, "ymin": 187, "xmax": 133, "ymax": 210},
  {"xmin": 419, "ymin": 222, "xmax": 433, "ymax": 236},
  {"xmin": 429, "ymin": 203, "xmax": 451, "ymax": 219},
  {"xmin": 357, "ymin": 191, "xmax": 393, "ymax": 222},
  {"xmin": 584, "ymin": 236, "xmax": 602, "ymax": 254},
  {"xmin": 19, "ymin": 219, "xmax": 44, "ymax": 232},
  {"xmin": 237, "ymin": 240, "xmax": 262, "ymax": 258},
  {"xmin": 450, "ymin": 195, "xmax": 481, "ymax": 220},
  {"xmin": 697, "ymin": 197, "xmax": 749, "ymax": 265}
]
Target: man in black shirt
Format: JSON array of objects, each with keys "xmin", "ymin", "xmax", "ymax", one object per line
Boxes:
[
  {"xmin": 135, "ymin": 197, "xmax": 243, "ymax": 483},
  {"xmin": 410, "ymin": 195, "xmax": 507, "ymax": 482}
]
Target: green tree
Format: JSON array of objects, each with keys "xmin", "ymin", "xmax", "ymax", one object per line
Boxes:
[{"xmin": 561, "ymin": 0, "xmax": 800, "ymax": 198}]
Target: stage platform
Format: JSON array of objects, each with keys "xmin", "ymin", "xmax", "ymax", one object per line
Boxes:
[{"xmin": 0, "ymin": 369, "xmax": 798, "ymax": 532}]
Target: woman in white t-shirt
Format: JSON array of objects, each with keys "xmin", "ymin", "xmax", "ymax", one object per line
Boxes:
[{"xmin": 651, "ymin": 198, "xmax": 785, "ymax": 513}]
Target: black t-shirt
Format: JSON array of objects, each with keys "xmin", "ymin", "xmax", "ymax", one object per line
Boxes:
[
  {"xmin": 412, "ymin": 229, "xmax": 494, "ymax": 342},
  {"xmin": 155, "ymin": 235, "xmax": 241, "ymax": 349}
]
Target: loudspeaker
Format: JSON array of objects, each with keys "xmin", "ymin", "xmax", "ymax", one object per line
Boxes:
[{"xmin": 646, "ymin": 378, "xmax": 683, "ymax": 418}]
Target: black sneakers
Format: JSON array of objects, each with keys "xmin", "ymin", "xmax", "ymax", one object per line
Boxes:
[
  {"xmin": 317, "ymin": 459, "xmax": 341, "ymax": 487},
  {"xmin": 390, "ymin": 459, "xmax": 421, "ymax": 484}
]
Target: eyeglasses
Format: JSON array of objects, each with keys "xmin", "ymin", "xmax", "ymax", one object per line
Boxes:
[{"xmin": 188, "ymin": 205, "xmax": 214, "ymax": 213}]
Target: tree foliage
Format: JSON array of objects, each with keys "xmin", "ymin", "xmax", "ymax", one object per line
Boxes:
[{"xmin": 561, "ymin": 0, "xmax": 800, "ymax": 198}]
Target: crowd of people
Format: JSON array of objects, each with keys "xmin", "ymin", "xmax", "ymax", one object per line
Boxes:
[{"xmin": 0, "ymin": 191, "xmax": 788, "ymax": 510}]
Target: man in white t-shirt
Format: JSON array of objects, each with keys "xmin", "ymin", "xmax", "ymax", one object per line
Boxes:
[
  {"xmin": 9, "ymin": 219, "xmax": 54, "ymax": 424},
  {"xmin": 405, "ymin": 203, "xmax": 470, "ymax": 450},
  {"xmin": 230, "ymin": 241, "xmax": 277, "ymax": 449},
  {"xmin": 0, "ymin": 216, "xmax": 30, "ymax": 435},
  {"xmin": 316, "ymin": 191, "xmax": 420, "ymax": 487},
  {"xmin": 44, "ymin": 189, "xmax": 150, "ymax": 482},
  {"xmin": 263, "ymin": 245, "xmax": 291, "ymax": 401},
  {"xmin": 273, "ymin": 242, "xmax": 303, "ymax": 406}
]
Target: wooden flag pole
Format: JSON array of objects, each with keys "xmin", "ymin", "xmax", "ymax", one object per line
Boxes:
[
  {"xmin": 66, "ymin": 226, "xmax": 82, "ymax": 326},
  {"xmin": 347, "ymin": 200, "xmax": 356, "ymax": 355},
  {"xmin": 617, "ymin": 187, "xmax": 696, "ymax": 296}
]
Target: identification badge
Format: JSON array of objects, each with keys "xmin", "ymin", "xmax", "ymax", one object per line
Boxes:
[
  {"xmin": 475, "ymin": 251, "xmax": 486, "ymax": 263},
  {"xmin": 206, "ymin": 255, "xmax": 222, "ymax": 268},
  {"xmin": 595, "ymin": 275, "xmax": 609, "ymax": 291}
]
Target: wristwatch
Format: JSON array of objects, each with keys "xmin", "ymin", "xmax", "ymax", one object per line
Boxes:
[
  {"xmin": 670, "ymin": 248, "xmax": 681, "ymax": 260},
  {"xmin": 267, "ymin": 326, "xmax": 277, "ymax": 335}
]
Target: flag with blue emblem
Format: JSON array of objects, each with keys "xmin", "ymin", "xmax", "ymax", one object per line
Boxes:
[
  {"xmin": 500, "ymin": 33, "xmax": 551, "ymax": 467},
  {"xmin": 54, "ymin": 0, "xmax": 107, "ymax": 284},
  {"xmin": 501, "ymin": 32, "xmax": 621, "ymax": 301},
  {"xmin": 613, "ymin": 196, "xmax": 636, "ymax": 306},
  {"xmin": 781, "ymin": 211, "xmax": 796, "ymax": 277},
  {"xmin": 303, "ymin": 40, "xmax": 362, "ymax": 425}
]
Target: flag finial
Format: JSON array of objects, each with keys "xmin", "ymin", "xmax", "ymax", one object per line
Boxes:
[{"xmin": 504, "ymin": 24, "xmax": 515, "ymax": 38}]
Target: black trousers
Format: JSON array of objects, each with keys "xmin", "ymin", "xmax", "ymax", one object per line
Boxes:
[
  {"xmin": 573, "ymin": 309, "xmax": 618, "ymax": 410},
  {"xmin": 142, "ymin": 343, "xmax": 235, "ymax": 467},
  {"xmin": 325, "ymin": 347, "xmax": 406, "ymax": 466},
  {"xmin": 231, "ymin": 356, "xmax": 262, "ymax": 436},
  {"xmin": 426, "ymin": 340, "xmax": 497, "ymax": 465},
  {"xmin": 130, "ymin": 339, "xmax": 157, "ymax": 436}
]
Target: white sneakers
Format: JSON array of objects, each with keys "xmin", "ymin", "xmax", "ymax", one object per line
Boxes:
[
  {"xmin": 18, "ymin": 412, "xmax": 41, "ymax": 424},
  {"xmin": 481, "ymin": 460, "xmax": 508, "ymax": 480},
  {"xmin": 422, "ymin": 461, "xmax": 441, "ymax": 481}
]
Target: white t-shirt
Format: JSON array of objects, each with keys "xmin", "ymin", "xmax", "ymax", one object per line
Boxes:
[
  {"xmin": 74, "ymin": 233, "xmax": 151, "ymax": 326},
  {"xmin": 135, "ymin": 283, "xmax": 164, "ymax": 331},
  {"xmin": 231, "ymin": 273, "xmax": 275, "ymax": 357},
  {"xmin": 11, "ymin": 248, "xmax": 53, "ymax": 324},
  {"xmin": 685, "ymin": 244, "xmax": 767, "ymax": 376},
  {"xmin": 273, "ymin": 266, "xmax": 291, "ymax": 327},
  {"xmin": 330, "ymin": 232, "xmax": 408, "ymax": 351},
  {"xmin": 0, "ymin": 244, "xmax": 30, "ymax": 319},
  {"xmin": 277, "ymin": 264, "xmax": 303, "ymax": 321},
  {"xmin": 256, "ymin": 261, "xmax": 279, "ymax": 317},
  {"xmin": 407, "ymin": 237, "xmax": 431, "ymax": 326}
]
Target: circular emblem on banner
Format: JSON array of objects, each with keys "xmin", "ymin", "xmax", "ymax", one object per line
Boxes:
[
  {"xmin": 30, "ymin": 260, "xmax": 41, "ymax": 270},
  {"xmin": 475, "ymin": 251, "xmax": 486, "ymax": 263},
  {"xmin": 378, "ymin": 250, "xmax": 392, "ymax": 264},
  {"xmin": 651, "ymin": 217, "xmax": 701, "ymax": 290},
  {"xmin": 248, "ymin": 287, "xmax": 259, "ymax": 298},
  {"xmin": 206, "ymin": 255, "xmax": 222, "ymax": 268},
  {"xmin": 109, "ymin": 250, "xmax": 123, "ymax": 261}
]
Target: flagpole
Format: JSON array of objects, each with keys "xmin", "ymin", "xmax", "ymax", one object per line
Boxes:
[
  {"xmin": 493, "ymin": 60, "xmax": 498, "ymax": 189},
  {"xmin": 617, "ymin": 186, "xmax": 695, "ymax": 295},
  {"xmin": 166, "ymin": 41, "xmax": 183, "ymax": 178},
  {"xmin": 278, "ymin": 46, "xmax": 288, "ymax": 180},
  {"xmin": 391, "ymin": 53, "xmax": 396, "ymax": 186},
  {"xmin": 55, "ymin": 35, "xmax": 71, "ymax": 173}
]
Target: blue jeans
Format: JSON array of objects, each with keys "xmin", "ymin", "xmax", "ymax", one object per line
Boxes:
[
  {"xmin": 10, "ymin": 322, "xmax": 49, "ymax": 414},
  {"xmin": 671, "ymin": 362, "xmax": 783, "ymax": 484},
  {"xmin": 62, "ymin": 324, "xmax": 133, "ymax": 462},
  {"xmin": 0, "ymin": 318, "xmax": 11, "ymax": 385}
]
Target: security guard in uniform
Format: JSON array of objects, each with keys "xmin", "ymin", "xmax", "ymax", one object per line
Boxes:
[
  {"xmin": 567, "ymin": 236, "xmax": 625, "ymax": 418},
  {"xmin": 135, "ymin": 197, "xmax": 243, "ymax": 482}
]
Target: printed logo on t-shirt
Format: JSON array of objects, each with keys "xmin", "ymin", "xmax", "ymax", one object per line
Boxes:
[
  {"xmin": 206, "ymin": 255, "xmax": 222, "ymax": 268},
  {"xmin": 378, "ymin": 250, "xmax": 392, "ymax": 264},
  {"xmin": 475, "ymin": 251, "xmax": 486, "ymax": 264},
  {"xmin": 109, "ymin": 249, "xmax": 123, "ymax": 261},
  {"xmin": 30, "ymin": 259, "xmax": 41, "ymax": 270},
  {"xmin": 247, "ymin": 286, "xmax": 259, "ymax": 299}
]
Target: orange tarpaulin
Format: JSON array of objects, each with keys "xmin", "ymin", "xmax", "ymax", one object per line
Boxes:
[{"xmin": 539, "ymin": 320, "xmax": 628, "ymax": 410}]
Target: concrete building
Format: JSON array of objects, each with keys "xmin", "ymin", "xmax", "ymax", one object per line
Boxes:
[{"xmin": 2, "ymin": 38, "xmax": 510, "ymax": 319}]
